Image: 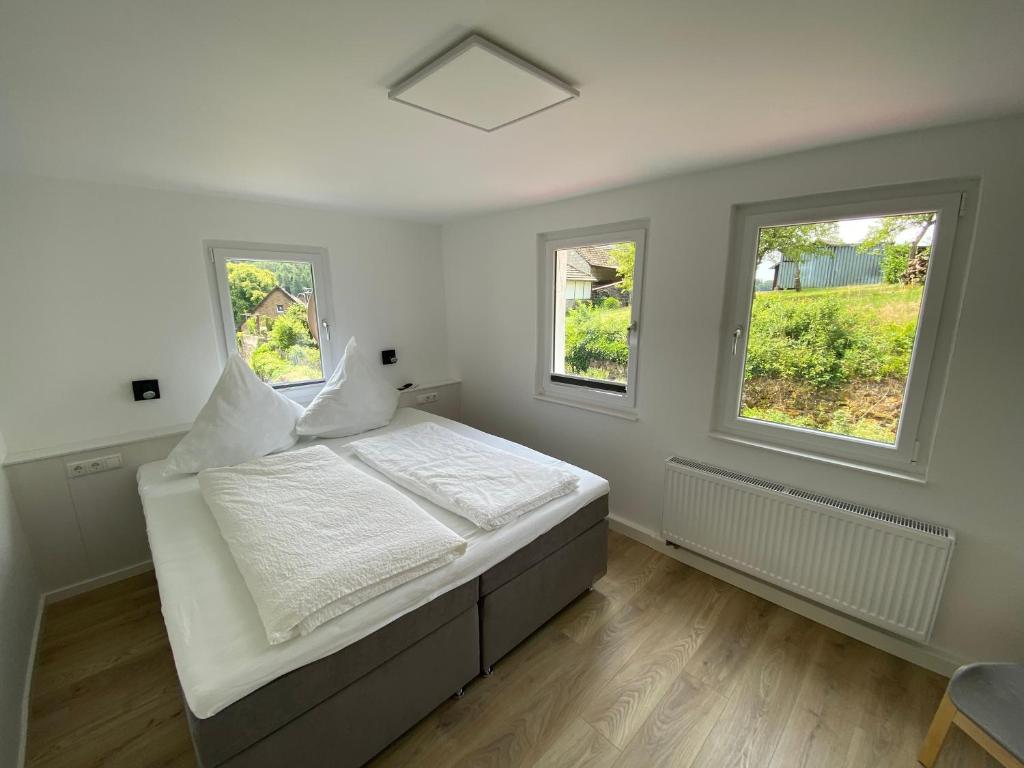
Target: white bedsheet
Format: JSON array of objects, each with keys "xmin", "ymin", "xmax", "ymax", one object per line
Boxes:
[
  {"xmin": 138, "ymin": 408, "xmax": 608, "ymax": 719},
  {"xmin": 351, "ymin": 422, "xmax": 579, "ymax": 530}
]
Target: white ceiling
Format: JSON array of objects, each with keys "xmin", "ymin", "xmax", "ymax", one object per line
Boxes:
[{"xmin": 2, "ymin": 0, "xmax": 1023, "ymax": 221}]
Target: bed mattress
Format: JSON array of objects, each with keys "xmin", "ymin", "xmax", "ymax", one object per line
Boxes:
[{"xmin": 138, "ymin": 408, "xmax": 609, "ymax": 719}]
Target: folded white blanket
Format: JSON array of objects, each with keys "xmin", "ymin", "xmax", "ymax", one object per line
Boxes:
[
  {"xmin": 198, "ymin": 445, "xmax": 467, "ymax": 645},
  {"xmin": 350, "ymin": 422, "xmax": 580, "ymax": 530}
]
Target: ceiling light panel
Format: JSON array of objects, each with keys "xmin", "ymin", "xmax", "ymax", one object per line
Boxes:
[{"xmin": 389, "ymin": 34, "xmax": 579, "ymax": 132}]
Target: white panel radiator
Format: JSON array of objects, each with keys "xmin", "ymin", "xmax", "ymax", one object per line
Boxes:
[{"xmin": 662, "ymin": 457, "xmax": 955, "ymax": 642}]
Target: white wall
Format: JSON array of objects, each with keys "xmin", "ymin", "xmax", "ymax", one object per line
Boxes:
[
  {"xmin": 5, "ymin": 434, "xmax": 181, "ymax": 593},
  {"xmin": 442, "ymin": 115, "xmax": 1024, "ymax": 665},
  {"xmin": 0, "ymin": 432, "xmax": 42, "ymax": 768},
  {"xmin": 0, "ymin": 175, "xmax": 449, "ymax": 458}
]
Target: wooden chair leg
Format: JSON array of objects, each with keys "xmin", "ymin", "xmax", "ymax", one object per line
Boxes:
[
  {"xmin": 919, "ymin": 693, "xmax": 957, "ymax": 767},
  {"xmin": 951, "ymin": 711, "xmax": 1024, "ymax": 768}
]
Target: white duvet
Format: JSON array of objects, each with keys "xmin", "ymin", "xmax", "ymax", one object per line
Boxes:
[
  {"xmin": 350, "ymin": 421, "xmax": 579, "ymax": 530},
  {"xmin": 198, "ymin": 445, "xmax": 466, "ymax": 644}
]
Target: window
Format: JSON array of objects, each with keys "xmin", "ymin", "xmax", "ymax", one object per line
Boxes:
[
  {"xmin": 713, "ymin": 182, "xmax": 972, "ymax": 476},
  {"xmin": 537, "ymin": 222, "xmax": 647, "ymax": 415},
  {"xmin": 209, "ymin": 244, "xmax": 335, "ymax": 395}
]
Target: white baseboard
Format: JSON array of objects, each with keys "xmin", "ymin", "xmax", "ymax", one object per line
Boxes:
[
  {"xmin": 607, "ymin": 514, "xmax": 965, "ymax": 677},
  {"xmin": 44, "ymin": 560, "xmax": 154, "ymax": 604},
  {"xmin": 19, "ymin": 593, "xmax": 44, "ymax": 768}
]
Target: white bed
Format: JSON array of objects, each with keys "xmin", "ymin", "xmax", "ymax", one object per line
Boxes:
[{"xmin": 138, "ymin": 408, "xmax": 609, "ymax": 719}]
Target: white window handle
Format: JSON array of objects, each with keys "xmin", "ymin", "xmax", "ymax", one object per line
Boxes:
[
  {"xmin": 628, "ymin": 320, "xmax": 639, "ymax": 344},
  {"xmin": 321, "ymin": 319, "xmax": 331, "ymax": 342},
  {"xmin": 732, "ymin": 326, "xmax": 743, "ymax": 355}
]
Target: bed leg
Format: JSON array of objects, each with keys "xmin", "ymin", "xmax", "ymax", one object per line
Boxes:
[
  {"xmin": 482, "ymin": 665, "xmax": 494, "ymax": 677},
  {"xmin": 453, "ymin": 687, "xmax": 465, "ymax": 699}
]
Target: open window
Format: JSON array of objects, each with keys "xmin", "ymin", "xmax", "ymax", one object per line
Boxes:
[
  {"xmin": 537, "ymin": 223, "xmax": 647, "ymax": 416},
  {"xmin": 713, "ymin": 182, "xmax": 972, "ymax": 476},
  {"xmin": 209, "ymin": 244, "xmax": 335, "ymax": 397}
]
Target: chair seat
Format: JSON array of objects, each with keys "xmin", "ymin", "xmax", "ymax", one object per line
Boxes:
[{"xmin": 948, "ymin": 663, "xmax": 1024, "ymax": 760}]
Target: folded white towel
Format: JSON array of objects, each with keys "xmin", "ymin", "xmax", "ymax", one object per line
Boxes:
[
  {"xmin": 198, "ymin": 445, "xmax": 466, "ymax": 644},
  {"xmin": 350, "ymin": 422, "xmax": 579, "ymax": 530}
]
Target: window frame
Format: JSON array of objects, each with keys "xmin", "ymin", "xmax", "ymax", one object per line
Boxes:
[
  {"xmin": 207, "ymin": 241, "xmax": 336, "ymax": 404},
  {"xmin": 536, "ymin": 221, "xmax": 648, "ymax": 417},
  {"xmin": 712, "ymin": 182, "xmax": 972, "ymax": 478}
]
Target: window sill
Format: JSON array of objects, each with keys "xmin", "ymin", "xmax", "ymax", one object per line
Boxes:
[
  {"xmin": 709, "ymin": 430, "xmax": 927, "ymax": 483},
  {"xmin": 534, "ymin": 393, "xmax": 639, "ymax": 421},
  {"xmin": 276, "ymin": 381, "xmax": 324, "ymax": 406}
]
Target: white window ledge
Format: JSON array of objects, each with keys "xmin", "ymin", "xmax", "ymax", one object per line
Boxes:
[
  {"xmin": 276, "ymin": 381, "xmax": 325, "ymax": 406},
  {"xmin": 709, "ymin": 430, "xmax": 927, "ymax": 483}
]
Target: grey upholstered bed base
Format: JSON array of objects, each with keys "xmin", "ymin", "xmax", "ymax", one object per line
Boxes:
[
  {"xmin": 185, "ymin": 494, "xmax": 609, "ymax": 768},
  {"xmin": 481, "ymin": 519, "xmax": 608, "ymax": 671}
]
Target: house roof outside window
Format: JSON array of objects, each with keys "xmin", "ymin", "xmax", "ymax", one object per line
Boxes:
[
  {"xmin": 564, "ymin": 244, "xmax": 620, "ymax": 286},
  {"xmin": 572, "ymin": 244, "xmax": 618, "ymax": 269},
  {"xmin": 566, "ymin": 251, "xmax": 598, "ymax": 281}
]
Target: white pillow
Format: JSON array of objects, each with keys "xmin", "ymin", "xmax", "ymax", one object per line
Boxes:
[
  {"xmin": 296, "ymin": 337, "xmax": 398, "ymax": 438},
  {"xmin": 163, "ymin": 355, "xmax": 304, "ymax": 475}
]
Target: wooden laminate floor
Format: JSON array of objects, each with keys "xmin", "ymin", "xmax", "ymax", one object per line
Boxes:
[{"xmin": 26, "ymin": 531, "xmax": 996, "ymax": 768}]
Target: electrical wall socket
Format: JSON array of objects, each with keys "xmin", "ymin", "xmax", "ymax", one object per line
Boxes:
[
  {"xmin": 66, "ymin": 453, "xmax": 123, "ymax": 478},
  {"xmin": 415, "ymin": 392, "xmax": 439, "ymax": 404}
]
